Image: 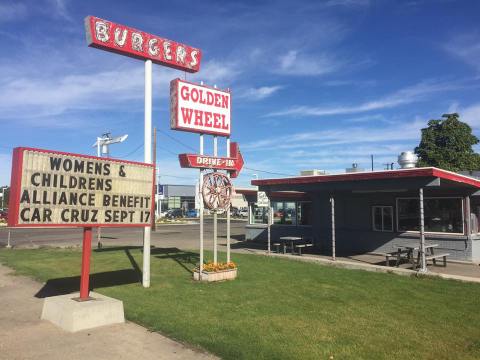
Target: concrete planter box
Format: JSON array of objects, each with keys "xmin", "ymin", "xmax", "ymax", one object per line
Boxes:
[{"xmin": 193, "ymin": 268, "xmax": 237, "ymax": 282}]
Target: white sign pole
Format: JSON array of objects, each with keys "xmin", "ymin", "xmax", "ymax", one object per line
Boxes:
[
  {"xmin": 143, "ymin": 59, "xmax": 152, "ymax": 288},
  {"xmin": 267, "ymin": 196, "xmax": 271, "ymax": 254},
  {"xmin": 213, "ymin": 135, "xmax": 218, "ymax": 264},
  {"xmin": 199, "ymin": 134, "xmax": 204, "ymax": 278},
  {"xmin": 226, "ymin": 136, "xmax": 231, "ymax": 263},
  {"xmin": 6, "ymin": 230, "xmax": 11, "ymax": 249},
  {"xmin": 96, "ymin": 138, "xmax": 102, "ymax": 249}
]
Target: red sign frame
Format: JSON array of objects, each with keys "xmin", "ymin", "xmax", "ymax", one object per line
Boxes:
[
  {"xmin": 170, "ymin": 78, "xmax": 232, "ymax": 137},
  {"xmin": 8, "ymin": 147, "xmax": 155, "ymax": 228},
  {"xmin": 85, "ymin": 16, "xmax": 202, "ymax": 73}
]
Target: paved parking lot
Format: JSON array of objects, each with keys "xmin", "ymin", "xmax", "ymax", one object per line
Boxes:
[{"xmin": 0, "ymin": 219, "xmax": 247, "ymax": 250}]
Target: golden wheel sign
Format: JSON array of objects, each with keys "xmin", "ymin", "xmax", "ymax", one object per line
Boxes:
[{"xmin": 202, "ymin": 172, "xmax": 232, "ymax": 211}]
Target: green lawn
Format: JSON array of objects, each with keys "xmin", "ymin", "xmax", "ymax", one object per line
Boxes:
[{"xmin": 1, "ymin": 246, "xmax": 479, "ymax": 360}]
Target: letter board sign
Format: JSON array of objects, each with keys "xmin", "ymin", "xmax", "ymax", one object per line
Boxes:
[
  {"xmin": 8, "ymin": 147, "xmax": 155, "ymax": 227},
  {"xmin": 170, "ymin": 79, "xmax": 231, "ymax": 136}
]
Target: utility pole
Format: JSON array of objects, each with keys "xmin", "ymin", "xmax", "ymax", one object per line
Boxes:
[{"xmin": 152, "ymin": 127, "xmax": 157, "ymax": 232}]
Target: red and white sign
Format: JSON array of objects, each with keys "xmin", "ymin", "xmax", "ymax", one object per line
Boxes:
[
  {"xmin": 85, "ymin": 16, "xmax": 202, "ymax": 73},
  {"xmin": 170, "ymin": 79, "xmax": 231, "ymax": 136},
  {"xmin": 8, "ymin": 147, "xmax": 155, "ymax": 228},
  {"xmin": 178, "ymin": 143, "xmax": 243, "ymax": 178}
]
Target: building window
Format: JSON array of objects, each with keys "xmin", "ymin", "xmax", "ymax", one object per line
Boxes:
[
  {"xmin": 272, "ymin": 201, "xmax": 297, "ymax": 225},
  {"xmin": 397, "ymin": 197, "xmax": 464, "ymax": 234},
  {"xmin": 250, "ymin": 203, "xmax": 268, "ymax": 224},
  {"xmin": 372, "ymin": 206, "xmax": 393, "ymax": 232},
  {"xmin": 297, "ymin": 202, "xmax": 312, "ymax": 225}
]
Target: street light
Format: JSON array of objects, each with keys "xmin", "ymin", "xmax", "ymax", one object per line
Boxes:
[
  {"xmin": 92, "ymin": 132, "xmax": 128, "ymax": 248},
  {"xmin": 92, "ymin": 133, "xmax": 128, "ymax": 157}
]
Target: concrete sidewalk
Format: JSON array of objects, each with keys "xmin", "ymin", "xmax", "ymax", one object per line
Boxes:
[{"xmin": 0, "ymin": 264, "xmax": 217, "ymax": 360}]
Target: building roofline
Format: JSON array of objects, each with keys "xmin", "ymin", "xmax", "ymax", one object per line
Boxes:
[{"xmin": 251, "ymin": 167, "xmax": 480, "ymax": 189}]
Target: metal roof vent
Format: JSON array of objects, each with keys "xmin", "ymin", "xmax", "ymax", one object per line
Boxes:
[
  {"xmin": 398, "ymin": 151, "xmax": 418, "ymax": 169},
  {"xmin": 346, "ymin": 163, "xmax": 364, "ymax": 173}
]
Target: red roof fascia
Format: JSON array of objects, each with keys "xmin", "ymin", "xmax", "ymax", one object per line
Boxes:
[{"xmin": 251, "ymin": 167, "xmax": 480, "ymax": 189}]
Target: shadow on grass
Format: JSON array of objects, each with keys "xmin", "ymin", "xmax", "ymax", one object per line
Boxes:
[
  {"xmin": 151, "ymin": 247, "xmax": 199, "ymax": 275},
  {"xmin": 36, "ymin": 246, "xmax": 146, "ymax": 298},
  {"xmin": 34, "ymin": 269, "xmax": 141, "ymax": 298},
  {"xmin": 34, "ymin": 246, "xmax": 200, "ymax": 297}
]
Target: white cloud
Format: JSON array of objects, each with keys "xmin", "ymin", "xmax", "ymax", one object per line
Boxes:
[
  {"xmin": 0, "ymin": 66, "xmax": 148, "ymax": 121},
  {"xmin": 238, "ymin": 86, "xmax": 284, "ymax": 101},
  {"xmin": 444, "ymin": 33, "xmax": 480, "ymax": 72},
  {"xmin": 324, "ymin": 0, "xmax": 370, "ymax": 6},
  {"xmin": 243, "ymin": 118, "xmax": 424, "ymax": 151},
  {"xmin": 0, "ymin": 153, "xmax": 12, "ymax": 186},
  {"xmin": 265, "ymin": 80, "xmax": 465, "ymax": 117},
  {"xmin": 0, "ymin": 56, "xmax": 239, "ymax": 125},
  {"xmin": 48, "ymin": 0, "xmax": 71, "ymax": 20},
  {"xmin": 461, "ymin": 102, "xmax": 480, "ymax": 128},
  {"xmin": 0, "ymin": 2, "xmax": 27, "ymax": 22},
  {"xmin": 274, "ymin": 50, "xmax": 340, "ymax": 76},
  {"xmin": 190, "ymin": 60, "xmax": 241, "ymax": 86}
]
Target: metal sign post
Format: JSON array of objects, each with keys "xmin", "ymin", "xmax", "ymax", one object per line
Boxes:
[
  {"xmin": 143, "ymin": 59, "xmax": 152, "ymax": 288},
  {"xmin": 79, "ymin": 227, "xmax": 93, "ymax": 300},
  {"xmin": 199, "ymin": 134, "xmax": 204, "ymax": 279},
  {"xmin": 419, "ymin": 188, "xmax": 427, "ymax": 273},
  {"xmin": 85, "ymin": 15, "xmax": 202, "ymax": 289},
  {"xmin": 213, "ymin": 135, "xmax": 218, "ymax": 264},
  {"xmin": 226, "ymin": 136, "xmax": 231, "ymax": 263},
  {"xmin": 6, "ymin": 230, "xmax": 11, "ymax": 249}
]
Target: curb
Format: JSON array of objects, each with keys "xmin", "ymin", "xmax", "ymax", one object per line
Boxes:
[{"xmin": 265, "ymin": 252, "xmax": 480, "ymax": 284}]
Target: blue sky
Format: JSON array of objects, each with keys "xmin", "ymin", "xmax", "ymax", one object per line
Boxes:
[{"xmin": 1, "ymin": 0, "xmax": 480, "ymax": 187}]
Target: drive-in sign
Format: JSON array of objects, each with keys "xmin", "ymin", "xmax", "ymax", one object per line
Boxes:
[
  {"xmin": 170, "ymin": 79, "xmax": 231, "ymax": 136},
  {"xmin": 85, "ymin": 16, "xmax": 202, "ymax": 73},
  {"xmin": 8, "ymin": 148, "xmax": 155, "ymax": 227},
  {"xmin": 178, "ymin": 142, "xmax": 244, "ymax": 178}
]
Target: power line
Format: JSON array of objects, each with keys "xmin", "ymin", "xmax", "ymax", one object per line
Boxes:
[
  {"xmin": 157, "ymin": 129, "xmax": 196, "ymax": 152},
  {"xmin": 157, "ymin": 146, "xmax": 178, "ymax": 157},
  {"xmin": 244, "ymin": 166, "xmax": 295, "ymax": 177},
  {"xmin": 160, "ymin": 174, "xmax": 195, "ymax": 180},
  {"xmin": 154, "ymin": 130, "xmax": 296, "ymax": 178},
  {"xmin": 118, "ymin": 143, "xmax": 143, "ymax": 158}
]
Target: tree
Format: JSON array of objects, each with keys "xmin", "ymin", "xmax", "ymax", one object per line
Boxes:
[{"xmin": 414, "ymin": 113, "xmax": 480, "ymax": 171}]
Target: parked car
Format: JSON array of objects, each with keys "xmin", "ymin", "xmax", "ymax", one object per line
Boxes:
[
  {"xmin": 185, "ymin": 209, "xmax": 199, "ymax": 218},
  {"xmin": 230, "ymin": 207, "xmax": 239, "ymax": 217},
  {"xmin": 165, "ymin": 209, "xmax": 183, "ymax": 219},
  {"xmin": 238, "ymin": 208, "xmax": 249, "ymax": 218}
]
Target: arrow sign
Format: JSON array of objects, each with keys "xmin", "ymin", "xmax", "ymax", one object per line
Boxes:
[{"xmin": 178, "ymin": 142, "xmax": 244, "ymax": 178}]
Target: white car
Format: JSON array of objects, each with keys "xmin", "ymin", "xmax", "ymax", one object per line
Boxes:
[{"xmin": 238, "ymin": 208, "xmax": 249, "ymax": 218}]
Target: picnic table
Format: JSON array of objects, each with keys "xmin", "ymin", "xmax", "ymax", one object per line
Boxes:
[
  {"xmin": 278, "ymin": 236, "xmax": 303, "ymax": 254},
  {"xmin": 388, "ymin": 242, "xmax": 449, "ymax": 269}
]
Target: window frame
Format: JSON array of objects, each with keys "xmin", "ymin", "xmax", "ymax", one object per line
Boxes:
[
  {"xmin": 296, "ymin": 201, "xmax": 313, "ymax": 227},
  {"xmin": 372, "ymin": 205, "xmax": 394, "ymax": 232},
  {"xmin": 395, "ymin": 196, "xmax": 465, "ymax": 235},
  {"xmin": 248, "ymin": 200, "xmax": 312, "ymax": 227}
]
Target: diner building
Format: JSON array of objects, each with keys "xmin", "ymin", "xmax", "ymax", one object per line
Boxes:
[{"xmin": 239, "ymin": 167, "xmax": 480, "ymax": 262}]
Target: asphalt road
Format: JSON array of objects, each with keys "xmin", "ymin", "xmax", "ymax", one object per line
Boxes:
[{"xmin": 0, "ymin": 219, "xmax": 248, "ymax": 251}]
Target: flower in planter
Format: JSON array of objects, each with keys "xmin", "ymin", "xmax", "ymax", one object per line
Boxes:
[{"xmin": 198, "ymin": 261, "xmax": 237, "ymax": 272}]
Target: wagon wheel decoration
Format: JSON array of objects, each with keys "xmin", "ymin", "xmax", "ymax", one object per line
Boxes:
[{"xmin": 202, "ymin": 172, "xmax": 233, "ymax": 211}]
